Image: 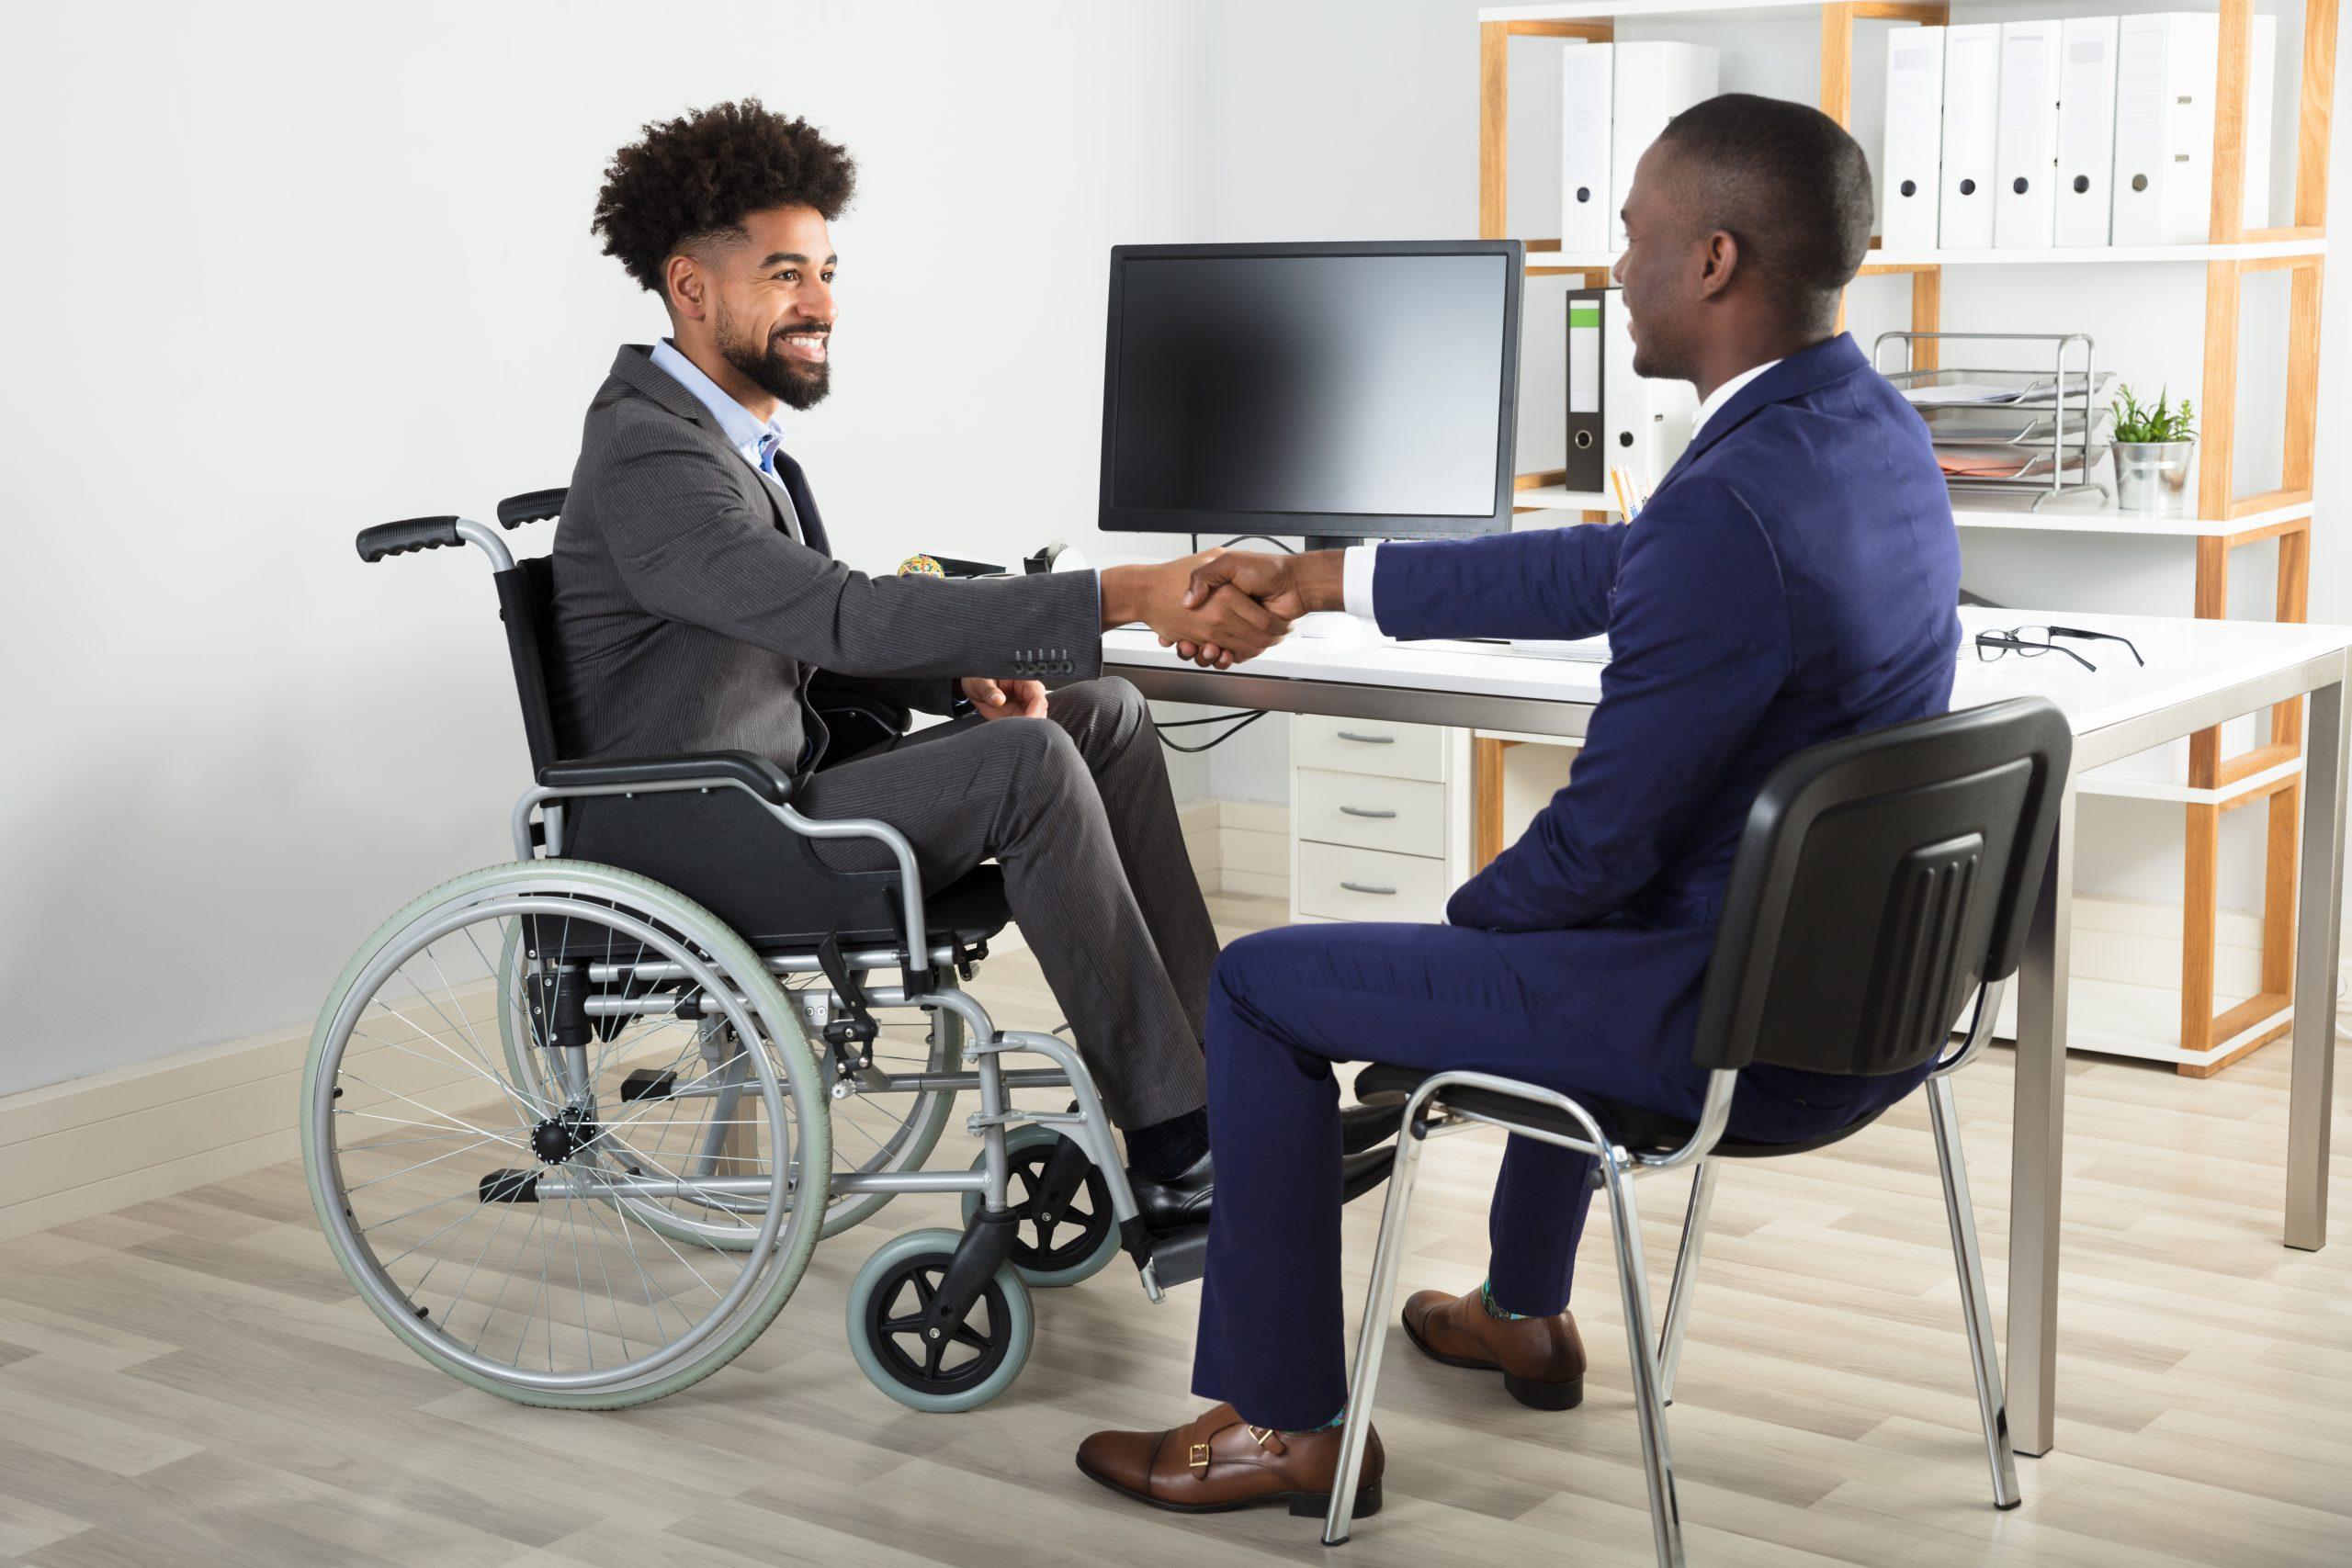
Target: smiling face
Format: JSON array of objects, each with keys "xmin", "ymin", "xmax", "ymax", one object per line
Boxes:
[{"xmin": 667, "ymin": 203, "xmax": 838, "ymax": 410}]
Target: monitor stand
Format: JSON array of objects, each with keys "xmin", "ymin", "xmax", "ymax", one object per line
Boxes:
[{"xmin": 1301, "ymin": 536, "xmax": 1362, "ymax": 554}]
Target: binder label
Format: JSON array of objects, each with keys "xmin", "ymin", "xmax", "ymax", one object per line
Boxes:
[{"xmin": 1568, "ymin": 301, "xmax": 1601, "ymax": 415}]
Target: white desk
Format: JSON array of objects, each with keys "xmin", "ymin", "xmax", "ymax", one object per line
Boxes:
[{"xmin": 1105, "ymin": 605, "xmax": 2352, "ymax": 1458}]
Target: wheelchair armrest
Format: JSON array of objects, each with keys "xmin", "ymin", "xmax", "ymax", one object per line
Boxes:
[{"xmin": 537, "ymin": 750, "xmax": 794, "ymax": 805}]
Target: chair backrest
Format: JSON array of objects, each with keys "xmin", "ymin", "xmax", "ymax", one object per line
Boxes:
[
  {"xmin": 1690, "ymin": 696, "xmax": 2072, "ymax": 1077},
  {"xmin": 491, "ymin": 488, "xmax": 571, "ymax": 774}
]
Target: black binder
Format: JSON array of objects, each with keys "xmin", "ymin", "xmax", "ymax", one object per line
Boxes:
[{"xmin": 1565, "ymin": 287, "xmax": 1607, "ymax": 493}]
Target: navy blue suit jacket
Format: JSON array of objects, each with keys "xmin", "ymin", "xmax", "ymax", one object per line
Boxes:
[{"xmin": 1370, "ymin": 333, "xmax": 1961, "ymax": 1107}]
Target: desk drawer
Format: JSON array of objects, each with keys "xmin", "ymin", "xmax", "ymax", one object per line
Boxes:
[
  {"xmin": 1296, "ymin": 842, "xmax": 1450, "ymax": 924},
  {"xmin": 1295, "ymin": 715, "xmax": 1446, "ymax": 781},
  {"xmin": 1295, "ymin": 768, "xmax": 1447, "ymax": 858}
]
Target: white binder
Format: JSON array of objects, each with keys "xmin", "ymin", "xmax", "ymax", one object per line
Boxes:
[
  {"xmin": 1880, "ymin": 26, "xmax": 1945, "ymax": 251},
  {"xmin": 1611, "ymin": 42, "xmax": 1718, "ymax": 248},
  {"xmin": 1559, "ymin": 42, "xmax": 1614, "ymax": 254},
  {"xmin": 2111, "ymin": 12, "xmax": 2276, "ymax": 246},
  {"xmin": 2052, "ymin": 17, "xmax": 2119, "ymax": 246},
  {"xmin": 1601, "ymin": 288, "xmax": 1696, "ymax": 489},
  {"xmin": 1994, "ymin": 20, "xmax": 2064, "ymax": 247},
  {"xmin": 1939, "ymin": 24, "xmax": 2002, "ymax": 249}
]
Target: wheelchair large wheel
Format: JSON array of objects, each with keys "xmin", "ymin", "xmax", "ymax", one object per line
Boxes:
[
  {"xmin": 496, "ymin": 933, "xmax": 960, "ymax": 1242},
  {"xmin": 303, "ymin": 861, "xmax": 831, "ymax": 1409}
]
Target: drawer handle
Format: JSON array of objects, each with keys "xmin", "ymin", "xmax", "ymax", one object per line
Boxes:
[
  {"xmin": 1335, "ymin": 730, "xmax": 1395, "ymax": 745},
  {"xmin": 1340, "ymin": 880, "xmax": 1397, "ymax": 896},
  {"xmin": 1340, "ymin": 806, "xmax": 1398, "ymax": 819}
]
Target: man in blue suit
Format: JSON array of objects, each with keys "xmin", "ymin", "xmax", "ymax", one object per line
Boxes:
[{"xmin": 1077, "ymin": 94, "xmax": 1964, "ymax": 1516}]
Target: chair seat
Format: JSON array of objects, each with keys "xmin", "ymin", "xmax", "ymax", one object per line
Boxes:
[
  {"xmin": 1351, "ymin": 1061, "xmax": 1887, "ymax": 1160},
  {"xmin": 746, "ymin": 863, "xmax": 1012, "ymax": 957}
]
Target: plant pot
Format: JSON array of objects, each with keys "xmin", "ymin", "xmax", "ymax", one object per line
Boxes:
[{"xmin": 2113, "ymin": 440, "xmax": 2194, "ymax": 515}]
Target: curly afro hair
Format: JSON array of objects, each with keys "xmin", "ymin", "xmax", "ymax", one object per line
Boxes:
[{"xmin": 593, "ymin": 99, "xmax": 857, "ymax": 295}]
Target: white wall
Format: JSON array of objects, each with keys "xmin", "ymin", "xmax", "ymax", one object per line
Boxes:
[{"xmin": 0, "ymin": 0, "xmax": 1208, "ymax": 1096}]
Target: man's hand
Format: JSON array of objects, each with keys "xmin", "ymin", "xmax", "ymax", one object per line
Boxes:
[
  {"xmin": 1102, "ymin": 549, "xmax": 1295, "ymax": 669},
  {"xmin": 1162, "ymin": 549, "xmax": 1348, "ymax": 663},
  {"xmin": 960, "ymin": 676, "xmax": 1049, "ymax": 720}
]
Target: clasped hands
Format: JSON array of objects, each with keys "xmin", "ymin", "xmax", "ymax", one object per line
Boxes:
[{"xmin": 1099, "ymin": 548, "xmax": 1346, "ymax": 670}]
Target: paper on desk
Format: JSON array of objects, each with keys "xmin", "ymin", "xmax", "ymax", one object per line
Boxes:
[{"xmin": 1401, "ymin": 636, "xmax": 1612, "ymax": 663}]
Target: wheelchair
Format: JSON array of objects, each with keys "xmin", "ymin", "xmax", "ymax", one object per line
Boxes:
[{"xmin": 303, "ymin": 491, "xmax": 1211, "ymax": 1414}]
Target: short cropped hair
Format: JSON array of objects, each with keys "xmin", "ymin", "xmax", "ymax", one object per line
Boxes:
[
  {"xmin": 1655, "ymin": 94, "xmax": 1873, "ymax": 331},
  {"xmin": 593, "ymin": 99, "xmax": 857, "ymax": 295}
]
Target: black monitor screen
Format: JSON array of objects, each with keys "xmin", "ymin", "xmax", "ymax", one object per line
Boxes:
[{"xmin": 1100, "ymin": 243, "xmax": 1520, "ymax": 540}]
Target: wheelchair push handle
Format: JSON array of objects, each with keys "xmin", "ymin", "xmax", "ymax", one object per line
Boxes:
[
  {"xmin": 355, "ymin": 515, "xmax": 514, "ymax": 570},
  {"xmin": 497, "ymin": 488, "xmax": 567, "ymax": 529},
  {"xmin": 356, "ymin": 515, "xmax": 462, "ymax": 562}
]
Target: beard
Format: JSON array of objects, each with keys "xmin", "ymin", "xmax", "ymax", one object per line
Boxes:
[{"xmin": 716, "ymin": 306, "xmax": 831, "ymax": 410}]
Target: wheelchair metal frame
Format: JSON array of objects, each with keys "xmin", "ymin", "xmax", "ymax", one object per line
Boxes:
[
  {"xmin": 432, "ymin": 508, "xmax": 1172, "ymax": 1300},
  {"xmin": 1322, "ymin": 978, "xmax": 2018, "ymax": 1565}
]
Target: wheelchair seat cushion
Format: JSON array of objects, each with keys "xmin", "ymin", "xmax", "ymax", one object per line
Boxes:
[
  {"xmin": 1351, "ymin": 1062, "xmax": 1888, "ymax": 1161},
  {"xmin": 737, "ymin": 863, "xmax": 1011, "ymax": 956},
  {"xmin": 561, "ymin": 786, "xmax": 1011, "ymax": 955}
]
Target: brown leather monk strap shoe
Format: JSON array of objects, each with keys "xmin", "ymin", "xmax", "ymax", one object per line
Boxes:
[
  {"xmin": 1401, "ymin": 1284, "xmax": 1587, "ymax": 1410},
  {"xmin": 1076, "ymin": 1402, "xmax": 1384, "ymax": 1518}
]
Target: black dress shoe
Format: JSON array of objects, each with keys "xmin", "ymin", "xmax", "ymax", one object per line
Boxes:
[
  {"xmin": 1341, "ymin": 1102, "xmax": 1405, "ymax": 1156},
  {"xmin": 1129, "ymin": 1148, "xmax": 1214, "ymax": 1234}
]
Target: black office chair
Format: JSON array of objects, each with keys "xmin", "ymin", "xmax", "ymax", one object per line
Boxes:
[{"xmin": 1326, "ymin": 696, "xmax": 2072, "ymax": 1565}]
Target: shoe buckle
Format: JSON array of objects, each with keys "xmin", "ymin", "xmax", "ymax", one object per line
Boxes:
[
  {"xmin": 1188, "ymin": 1442, "xmax": 1210, "ymax": 1473},
  {"xmin": 1246, "ymin": 1426, "xmax": 1284, "ymax": 1455}
]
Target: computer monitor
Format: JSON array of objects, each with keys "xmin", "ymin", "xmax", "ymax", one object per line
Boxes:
[{"xmin": 1098, "ymin": 240, "xmax": 1523, "ymax": 550}]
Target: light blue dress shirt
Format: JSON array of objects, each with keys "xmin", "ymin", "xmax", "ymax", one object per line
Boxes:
[{"xmin": 649, "ymin": 337, "xmax": 791, "ymax": 481}]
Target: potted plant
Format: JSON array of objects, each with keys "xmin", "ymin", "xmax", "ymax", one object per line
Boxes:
[{"xmin": 2111, "ymin": 384, "xmax": 2197, "ymax": 515}]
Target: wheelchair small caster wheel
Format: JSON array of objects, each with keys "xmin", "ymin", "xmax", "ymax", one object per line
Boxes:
[
  {"xmin": 847, "ymin": 1227, "xmax": 1033, "ymax": 1412},
  {"xmin": 961, "ymin": 1124, "xmax": 1121, "ymax": 1289}
]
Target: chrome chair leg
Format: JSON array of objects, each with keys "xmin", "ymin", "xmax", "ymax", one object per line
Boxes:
[
  {"xmin": 1601, "ymin": 1153, "xmax": 1686, "ymax": 1568},
  {"xmin": 1928, "ymin": 1074, "xmax": 2022, "ymax": 1511},
  {"xmin": 1323, "ymin": 1100, "xmax": 1435, "ymax": 1546},
  {"xmin": 1657, "ymin": 1160, "xmax": 1716, "ymax": 1407}
]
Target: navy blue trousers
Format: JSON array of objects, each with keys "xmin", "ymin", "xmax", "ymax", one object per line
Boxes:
[{"xmin": 1188, "ymin": 920, "xmax": 1890, "ymax": 1431}]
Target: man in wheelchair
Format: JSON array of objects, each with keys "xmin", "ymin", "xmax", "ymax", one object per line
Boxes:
[{"xmin": 553, "ymin": 101, "xmax": 1285, "ymax": 1216}]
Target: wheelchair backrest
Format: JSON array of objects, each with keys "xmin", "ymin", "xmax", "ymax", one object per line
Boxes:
[
  {"xmin": 1690, "ymin": 696, "xmax": 2071, "ymax": 1078},
  {"xmin": 484, "ymin": 488, "xmax": 571, "ymax": 773},
  {"xmin": 493, "ymin": 554, "xmax": 563, "ymax": 774}
]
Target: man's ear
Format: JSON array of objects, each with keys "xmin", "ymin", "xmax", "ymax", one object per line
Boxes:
[
  {"xmin": 664, "ymin": 253, "xmax": 707, "ymax": 322},
  {"xmin": 1696, "ymin": 231, "xmax": 1739, "ymax": 302}
]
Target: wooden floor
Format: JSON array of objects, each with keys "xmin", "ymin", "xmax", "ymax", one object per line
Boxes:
[{"xmin": 3, "ymin": 890, "xmax": 2349, "ymax": 1566}]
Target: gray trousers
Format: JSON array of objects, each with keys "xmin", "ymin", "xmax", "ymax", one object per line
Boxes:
[{"xmin": 794, "ymin": 678, "xmax": 1218, "ymax": 1129}]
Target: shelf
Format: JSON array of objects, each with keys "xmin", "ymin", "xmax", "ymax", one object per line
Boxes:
[
  {"xmin": 1483, "ymin": 1, "xmax": 1853, "ymax": 21},
  {"xmin": 2078, "ymin": 754, "xmax": 2303, "ymax": 807},
  {"xmin": 1992, "ymin": 976, "xmax": 2290, "ymax": 1068},
  {"xmin": 1532, "ymin": 238, "xmax": 2327, "ymax": 273},
  {"xmin": 1951, "ymin": 495, "xmax": 2312, "ymax": 538},
  {"xmin": 1511, "ymin": 489, "xmax": 2312, "ymax": 539},
  {"xmin": 1512, "ymin": 485, "xmax": 1621, "ymax": 515}
]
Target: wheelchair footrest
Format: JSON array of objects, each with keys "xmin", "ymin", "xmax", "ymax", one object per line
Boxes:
[
  {"xmin": 619, "ymin": 1067, "xmax": 677, "ymax": 1103},
  {"xmin": 479, "ymin": 1169, "xmax": 539, "ymax": 1204},
  {"xmin": 1340, "ymin": 1145, "xmax": 1396, "ymax": 1207},
  {"xmin": 1144, "ymin": 1224, "xmax": 1209, "ymax": 1291}
]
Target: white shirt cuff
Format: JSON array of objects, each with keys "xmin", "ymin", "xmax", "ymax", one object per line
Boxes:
[{"xmin": 1341, "ymin": 545, "xmax": 1381, "ymax": 623}]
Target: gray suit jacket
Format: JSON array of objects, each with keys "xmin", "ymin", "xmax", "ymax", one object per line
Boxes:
[{"xmin": 552, "ymin": 344, "xmax": 1102, "ymax": 774}]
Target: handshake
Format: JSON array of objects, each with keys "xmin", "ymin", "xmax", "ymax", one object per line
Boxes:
[{"xmin": 1098, "ymin": 548, "xmax": 1349, "ymax": 669}]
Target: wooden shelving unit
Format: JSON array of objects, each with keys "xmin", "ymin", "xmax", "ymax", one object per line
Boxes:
[{"xmin": 1473, "ymin": 0, "xmax": 2340, "ymax": 1073}]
